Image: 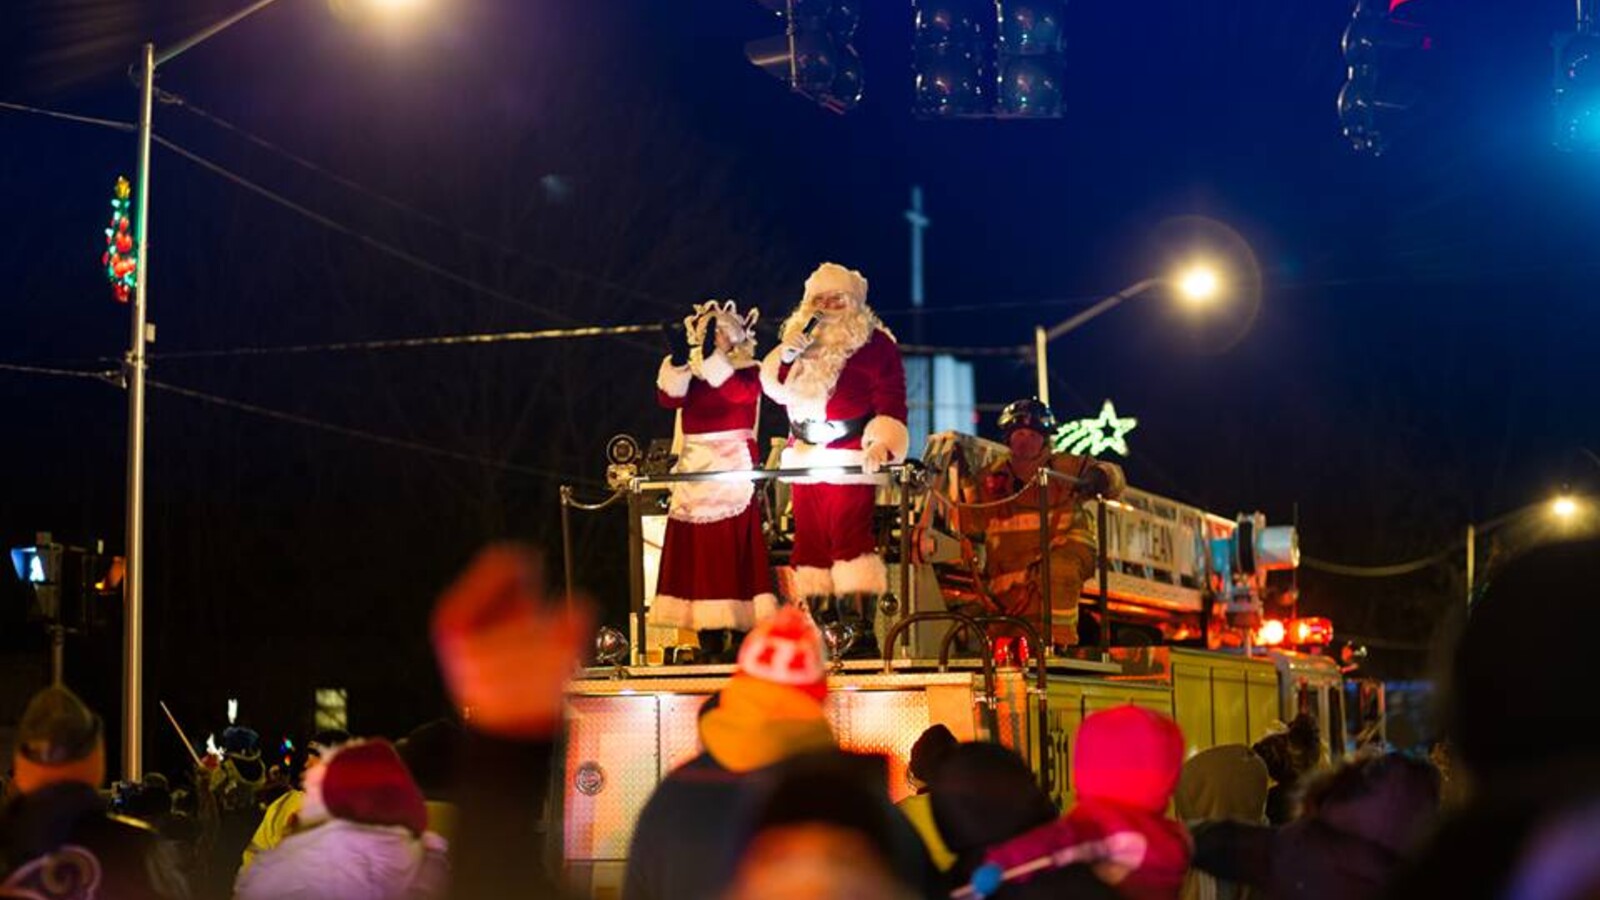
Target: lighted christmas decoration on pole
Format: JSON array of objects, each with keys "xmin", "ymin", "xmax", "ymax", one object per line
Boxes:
[
  {"xmin": 102, "ymin": 176, "xmax": 137, "ymax": 303},
  {"xmin": 1053, "ymin": 398, "xmax": 1138, "ymax": 457}
]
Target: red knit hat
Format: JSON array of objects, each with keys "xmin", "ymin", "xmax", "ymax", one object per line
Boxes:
[
  {"xmin": 303, "ymin": 739, "xmax": 428, "ymax": 836},
  {"xmin": 1073, "ymin": 704, "xmax": 1185, "ymax": 813},
  {"xmin": 735, "ymin": 607, "xmax": 828, "ymax": 701}
]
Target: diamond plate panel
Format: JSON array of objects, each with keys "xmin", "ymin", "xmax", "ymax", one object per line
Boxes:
[
  {"xmin": 659, "ymin": 693, "xmax": 712, "ymax": 776},
  {"xmin": 564, "ymin": 695, "xmax": 661, "ymax": 861},
  {"xmin": 836, "ymin": 690, "xmax": 932, "ymax": 803}
]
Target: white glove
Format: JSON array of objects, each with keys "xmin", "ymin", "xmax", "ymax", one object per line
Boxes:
[
  {"xmin": 861, "ymin": 442, "xmax": 893, "ymax": 474},
  {"xmin": 779, "ymin": 330, "xmax": 814, "ymax": 364},
  {"xmin": 683, "ymin": 312, "xmax": 710, "ymax": 347}
]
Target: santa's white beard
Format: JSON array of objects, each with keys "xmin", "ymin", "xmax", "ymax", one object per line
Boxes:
[{"xmin": 778, "ymin": 304, "xmax": 882, "ymax": 421}]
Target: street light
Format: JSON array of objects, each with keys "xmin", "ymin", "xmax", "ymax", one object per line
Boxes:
[
  {"xmin": 1031, "ymin": 261, "xmax": 1225, "ymax": 406},
  {"xmin": 1552, "ymin": 494, "xmax": 1580, "ymax": 520},
  {"xmin": 120, "ymin": 0, "xmax": 416, "ymax": 782},
  {"xmin": 1176, "ymin": 265, "xmax": 1221, "ymax": 304},
  {"xmin": 1465, "ymin": 493, "xmax": 1590, "ymax": 607}
]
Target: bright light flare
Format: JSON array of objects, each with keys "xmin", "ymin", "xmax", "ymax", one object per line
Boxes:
[
  {"xmin": 1255, "ymin": 619, "xmax": 1287, "ymax": 646},
  {"xmin": 1175, "ymin": 265, "xmax": 1221, "ymax": 303},
  {"xmin": 367, "ymin": 0, "xmax": 426, "ymax": 11},
  {"xmin": 1552, "ymin": 495, "xmax": 1580, "ymax": 520}
]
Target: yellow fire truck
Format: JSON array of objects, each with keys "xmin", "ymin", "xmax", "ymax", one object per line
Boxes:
[{"xmin": 554, "ymin": 432, "xmax": 1377, "ymax": 896}]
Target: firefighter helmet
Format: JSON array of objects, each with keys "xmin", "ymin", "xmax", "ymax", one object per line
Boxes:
[{"xmin": 997, "ymin": 398, "xmax": 1056, "ymax": 436}]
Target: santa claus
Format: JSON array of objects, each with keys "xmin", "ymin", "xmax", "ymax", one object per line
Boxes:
[
  {"xmin": 760, "ymin": 262, "xmax": 909, "ymax": 658},
  {"xmin": 652, "ymin": 300, "xmax": 777, "ymax": 662}
]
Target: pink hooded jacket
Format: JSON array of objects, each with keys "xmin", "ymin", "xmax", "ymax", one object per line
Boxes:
[{"xmin": 962, "ymin": 705, "xmax": 1192, "ymax": 900}]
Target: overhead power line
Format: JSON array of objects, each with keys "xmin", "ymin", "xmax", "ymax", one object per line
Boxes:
[
  {"xmin": 0, "ymin": 100, "xmax": 134, "ymax": 132},
  {"xmin": 155, "ymin": 89, "xmax": 678, "ymax": 313},
  {"xmin": 151, "ymin": 135, "xmax": 589, "ymax": 325},
  {"xmin": 899, "ymin": 342, "xmax": 1026, "ymax": 357},
  {"xmin": 1300, "ymin": 545, "xmax": 1460, "ymax": 578},
  {"xmin": 0, "ymin": 360, "xmax": 120, "ymax": 381},
  {"xmin": 148, "ymin": 379, "xmax": 598, "ymax": 486},
  {"xmin": 150, "ymin": 322, "xmax": 667, "ymax": 360}
]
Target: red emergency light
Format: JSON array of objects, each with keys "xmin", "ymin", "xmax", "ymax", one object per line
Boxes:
[
  {"xmin": 1255, "ymin": 617, "xmax": 1333, "ymax": 648},
  {"xmin": 1255, "ymin": 619, "xmax": 1287, "ymax": 646},
  {"xmin": 1290, "ymin": 617, "xmax": 1334, "ymax": 646}
]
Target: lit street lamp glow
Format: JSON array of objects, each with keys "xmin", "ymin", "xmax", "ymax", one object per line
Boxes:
[
  {"xmin": 1552, "ymin": 495, "xmax": 1580, "ymax": 520},
  {"xmin": 1176, "ymin": 265, "xmax": 1221, "ymax": 303},
  {"xmin": 1031, "ymin": 254, "xmax": 1237, "ymax": 405}
]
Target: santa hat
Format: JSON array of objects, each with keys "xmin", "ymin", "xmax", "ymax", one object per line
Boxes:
[
  {"xmin": 301, "ymin": 739, "xmax": 428, "ymax": 836},
  {"xmin": 1073, "ymin": 705, "xmax": 1185, "ymax": 814},
  {"xmin": 734, "ymin": 606, "xmax": 829, "ymax": 701},
  {"xmin": 803, "ymin": 262, "xmax": 869, "ymax": 307}
]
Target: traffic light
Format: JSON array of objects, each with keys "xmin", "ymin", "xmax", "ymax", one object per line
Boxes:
[
  {"xmin": 995, "ymin": 0, "xmax": 1065, "ymax": 117},
  {"xmin": 745, "ymin": 0, "xmax": 864, "ymax": 113},
  {"xmin": 911, "ymin": 0, "xmax": 992, "ymax": 117},
  {"xmin": 9, "ymin": 535, "xmax": 121, "ymax": 628},
  {"xmin": 10, "ymin": 534, "xmax": 64, "ymax": 621},
  {"xmin": 1337, "ymin": 0, "xmax": 1432, "ymax": 155},
  {"xmin": 1554, "ymin": 8, "xmax": 1600, "ymax": 152},
  {"xmin": 911, "ymin": 0, "xmax": 1066, "ymax": 119}
]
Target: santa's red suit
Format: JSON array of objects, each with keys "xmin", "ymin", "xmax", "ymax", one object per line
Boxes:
[
  {"xmin": 760, "ymin": 263, "xmax": 909, "ymax": 603},
  {"xmin": 651, "ymin": 304, "xmax": 777, "ymax": 632}
]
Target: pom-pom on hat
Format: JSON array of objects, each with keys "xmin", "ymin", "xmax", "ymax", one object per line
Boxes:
[
  {"xmin": 803, "ymin": 262, "xmax": 868, "ymax": 307},
  {"xmin": 735, "ymin": 607, "xmax": 829, "ymax": 701},
  {"xmin": 302, "ymin": 739, "xmax": 428, "ymax": 837}
]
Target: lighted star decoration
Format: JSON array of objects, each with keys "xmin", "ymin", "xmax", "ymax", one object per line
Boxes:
[{"xmin": 1052, "ymin": 399, "xmax": 1138, "ymax": 457}]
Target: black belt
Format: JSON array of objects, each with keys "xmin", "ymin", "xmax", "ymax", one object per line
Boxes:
[{"xmin": 790, "ymin": 414, "xmax": 870, "ymax": 445}]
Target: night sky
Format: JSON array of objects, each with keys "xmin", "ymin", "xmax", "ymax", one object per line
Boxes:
[{"xmin": 2, "ymin": 0, "xmax": 1597, "ymax": 770}]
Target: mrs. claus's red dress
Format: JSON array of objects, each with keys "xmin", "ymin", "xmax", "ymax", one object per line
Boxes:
[{"xmin": 650, "ymin": 350, "xmax": 777, "ymax": 632}]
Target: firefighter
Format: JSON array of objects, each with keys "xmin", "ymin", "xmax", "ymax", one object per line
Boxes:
[{"xmin": 966, "ymin": 398, "xmax": 1125, "ymax": 652}]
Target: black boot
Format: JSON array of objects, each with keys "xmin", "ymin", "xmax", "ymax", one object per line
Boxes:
[
  {"xmin": 723, "ymin": 629, "xmax": 747, "ymax": 664},
  {"xmin": 807, "ymin": 595, "xmax": 839, "ymax": 630},
  {"xmin": 697, "ymin": 629, "xmax": 727, "ymax": 662},
  {"xmin": 840, "ymin": 593, "xmax": 881, "ymax": 660}
]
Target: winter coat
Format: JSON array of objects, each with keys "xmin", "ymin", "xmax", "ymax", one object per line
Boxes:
[
  {"xmin": 977, "ymin": 798, "xmax": 1192, "ymax": 900},
  {"xmin": 0, "ymin": 781, "xmax": 190, "ymax": 900},
  {"xmin": 1196, "ymin": 753, "xmax": 1438, "ymax": 900},
  {"xmin": 964, "ymin": 705, "xmax": 1191, "ymax": 900},
  {"xmin": 1175, "ymin": 744, "xmax": 1269, "ymax": 900},
  {"xmin": 233, "ymin": 818, "xmax": 447, "ymax": 900}
]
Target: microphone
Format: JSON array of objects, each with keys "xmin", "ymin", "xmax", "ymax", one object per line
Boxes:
[{"xmin": 781, "ymin": 316, "xmax": 819, "ymax": 364}]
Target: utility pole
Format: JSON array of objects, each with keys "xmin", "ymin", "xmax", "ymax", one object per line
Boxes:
[{"xmin": 905, "ymin": 186, "xmax": 931, "ymax": 441}]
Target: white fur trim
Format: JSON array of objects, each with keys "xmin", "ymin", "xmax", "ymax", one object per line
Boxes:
[
  {"xmin": 792, "ymin": 565, "xmax": 835, "ymax": 599},
  {"xmin": 649, "ymin": 594, "xmax": 775, "ymax": 631},
  {"xmin": 697, "ymin": 349, "xmax": 736, "ymax": 388},
  {"xmin": 657, "ymin": 356, "xmax": 692, "ymax": 398},
  {"xmin": 861, "ymin": 415, "xmax": 910, "ymax": 464},
  {"xmin": 779, "ymin": 443, "xmax": 885, "ymax": 486},
  {"xmin": 804, "ymin": 262, "xmax": 868, "ymax": 306},
  {"xmin": 760, "ymin": 346, "xmax": 799, "ymax": 406},
  {"xmin": 832, "ymin": 553, "xmax": 888, "ymax": 595},
  {"xmin": 753, "ymin": 592, "xmax": 780, "ymax": 623}
]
